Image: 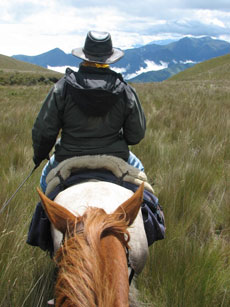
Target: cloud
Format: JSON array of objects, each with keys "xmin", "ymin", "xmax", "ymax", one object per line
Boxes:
[
  {"xmin": 112, "ymin": 67, "xmax": 127, "ymax": 74},
  {"xmin": 177, "ymin": 0, "xmax": 230, "ymax": 11},
  {"xmin": 47, "ymin": 65, "xmax": 77, "ymax": 73},
  {"xmin": 1, "ymin": 0, "xmax": 230, "ymax": 56},
  {"xmin": 141, "ymin": 11, "xmax": 230, "ymax": 38},
  {"xmin": 179, "ymin": 60, "xmax": 197, "ymax": 64},
  {"xmin": 48, "ymin": 59, "xmax": 170, "ymax": 79},
  {"xmin": 59, "ymin": 0, "xmax": 230, "ymax": 14},
  {"xmin": 125, "ymin": 60, "xmax": 168, "ymax": 80}
]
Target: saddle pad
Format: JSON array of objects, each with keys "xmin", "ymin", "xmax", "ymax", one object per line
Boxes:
[{"xmin": 46, "ymin": 155, "xmax": 154, "ymax": 196}]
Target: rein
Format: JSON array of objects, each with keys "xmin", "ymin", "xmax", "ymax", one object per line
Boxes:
[
  {"xmin": 0, "ymin": 165, "xmax": 38, "ymax": 214},
  {"xmin": 126, "ymin": 248, "xmax": 135, "ymax": 285}
]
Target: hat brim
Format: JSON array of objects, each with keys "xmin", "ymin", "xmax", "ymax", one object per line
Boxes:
[{"xmin": 72, "ymin": 47, "xmax": 124, "ymax": 64}]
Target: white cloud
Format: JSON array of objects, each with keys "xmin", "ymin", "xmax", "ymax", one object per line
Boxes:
[
  {"xmin": 195, "ymin": 10, "xmax": 228, "ymax": 28},
  {"xmin": 47, "ymin": 60, "xmax": 169, "ymax": 79},
  {"xmin": 1, "ymin": 1, "xmax": 230, "ymax": 56},
  {"xmin": 48, "ymin": 65, "xmax": 128, "ymax": 75},
  {"xmin": 179, "ymin": 60, "xmax": 197, "ymax": 64},
  {"xmin": 112, "ymin": 67, "xmax": 127, "ymax": 74},
  {"xmin": 125, "ymin": 60, "xmax": 168, "ymax": 80},
  {"xmin": 47, "ymin": 65, "xmax": 77, "ymax": 73}
]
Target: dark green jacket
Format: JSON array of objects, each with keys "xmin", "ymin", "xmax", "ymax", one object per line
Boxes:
[{"xmin": 32, "ymin": 65, "xmax": 146, "ymax": 163}]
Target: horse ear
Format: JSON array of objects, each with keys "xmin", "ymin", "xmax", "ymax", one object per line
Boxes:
[
  {"xmin": 37, "ymin": 188, "xmax": 76, "ymax": 234},
  {"xmin": 114, "ymin": 183, "xmax": 144, "ymax": 226}
]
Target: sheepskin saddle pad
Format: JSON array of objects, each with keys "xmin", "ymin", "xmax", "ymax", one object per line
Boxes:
[{"xmin": 45, "ymin": 154, "xmax": 154, "ymax": 196}]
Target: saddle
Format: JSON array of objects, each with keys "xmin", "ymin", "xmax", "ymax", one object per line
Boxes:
[{"xmin": 45, "ymin": 155, "xmax": 154, "ymax": 195}]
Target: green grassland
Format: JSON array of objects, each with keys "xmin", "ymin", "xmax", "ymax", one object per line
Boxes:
[
  {"xmin": 0, "ymin": 55, "xmax": 230, "ymax": 306},
  {"xmin": 170, "ymin": 53, "xmax": 230, "ymax": 81}
]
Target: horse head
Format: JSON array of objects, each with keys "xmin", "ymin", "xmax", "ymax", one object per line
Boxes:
[{"xmin": 37, "ymin": 183, "xmax": 144, "ymax": 307}]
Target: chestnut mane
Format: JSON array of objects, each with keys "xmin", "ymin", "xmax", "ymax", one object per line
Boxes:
[{"xmin": 54, "ymin": 206, "xmax": 130, "ymax": 307}]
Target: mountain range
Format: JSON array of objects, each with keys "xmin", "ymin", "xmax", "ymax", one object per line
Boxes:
[{"xmin": 12, "ymin": 36, "xmax": 230, "ymax": 82}]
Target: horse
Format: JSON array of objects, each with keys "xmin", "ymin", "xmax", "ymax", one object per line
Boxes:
[{"xmin": 37, "ymin": 180, "xmax": 148, "ymax": 307}]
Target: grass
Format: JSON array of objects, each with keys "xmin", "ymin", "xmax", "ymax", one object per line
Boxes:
[
  {"xmin": 170, "ymin": 54, "xmax": 230, "ymax": 81},
  {"xmin": 0, "ymin": 84, "xmax": 55, "ymax": 306},
  {"xmin": 133, "ymin": 80, "xmax": 230, "ymax": 306},
  {"xmin": 1, "ymin": 56, "xmax": 230, "ymax": 305}
]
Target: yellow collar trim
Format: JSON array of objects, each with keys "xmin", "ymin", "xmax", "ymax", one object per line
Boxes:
[{"xmin": 82, "ymin": 61, "xmax": 110, "ymax": 69}]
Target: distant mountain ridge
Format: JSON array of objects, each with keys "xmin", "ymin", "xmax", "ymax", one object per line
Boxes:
[
  {"xmin": 13, "ymin": 48, "xmax": 81, "ymax": 68},
  {"xmin": 12, "ymin": 36, "xmax": 230, "ymax": 82}
]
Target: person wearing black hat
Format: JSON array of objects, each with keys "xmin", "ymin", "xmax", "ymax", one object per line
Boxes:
[{"xmin": 32, "ymin": 31, "xmax": 146, "ymax": 192}]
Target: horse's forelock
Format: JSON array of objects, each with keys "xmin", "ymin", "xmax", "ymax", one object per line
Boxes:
[
  {"xmin": 55, "ymin": 206, "xmax": 129, "ymax": 306},
  {"xmin": 82, "ymin": 207, "xmax": 130, "ymax": 248}
]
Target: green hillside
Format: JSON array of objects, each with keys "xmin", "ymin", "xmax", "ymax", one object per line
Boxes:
[
  {"xmin": 170, "ymin": 53, "xmax": 230, "ymax": 81},
  {"xmin": 0, "ymin": 54, "xmax": 62, "ymax": 85}
]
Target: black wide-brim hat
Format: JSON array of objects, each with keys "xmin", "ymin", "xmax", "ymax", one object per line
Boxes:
[{"xmin": 72, "ymin": 31, "xmax": 124, "ymax": 64}]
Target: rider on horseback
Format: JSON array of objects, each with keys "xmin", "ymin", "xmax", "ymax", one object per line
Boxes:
[{"xmin": 32, "ymin": 30, "xmax": 146, "ymax": 193}]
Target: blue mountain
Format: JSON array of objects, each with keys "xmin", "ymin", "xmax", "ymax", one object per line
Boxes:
[
  {"xmin": 12, "ymin": 36, "xmax": 230, "ymax": 82},
  {"xmin": 13, "ymin": 48, "xmax": 81, "ymax": 68}
]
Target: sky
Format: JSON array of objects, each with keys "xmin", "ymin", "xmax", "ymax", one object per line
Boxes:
[{"xmin": 1, "ymin": 0, "xmax": 230, "ymax": 57}]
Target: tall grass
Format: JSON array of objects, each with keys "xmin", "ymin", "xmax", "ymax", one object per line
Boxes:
[
  {"xmin": 0, "ymin": 77, "xmax": 230, "ymax": 306},
  {"xmin": 0, "ymin": 85, "xmax": 55, "ymax": 306},
  {"xmin": 133, "ymin": 81, "xmax": 230, "ymax": 306}
]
